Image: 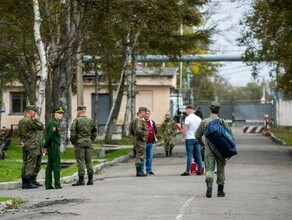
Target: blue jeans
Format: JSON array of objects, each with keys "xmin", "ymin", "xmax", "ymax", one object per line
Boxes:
[
  {"xmin": 185, "ymin": 139, "xmax": 202, "ymax": 173},
  {"xmin": 141, "ymin": 143, "xmax": 154, "ymax": 173}
]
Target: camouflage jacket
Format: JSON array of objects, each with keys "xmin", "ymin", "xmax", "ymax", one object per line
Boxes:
[
  {"xmin": 160, "ymin": 119, "xmax": 177, "ymax": 137},
  {"xmin": 18, "ymin": 117, "xmax": 44, "ymax": 149},
  {"xmin": 195, "ymin": 115, "xmax": 232, "ymax": 160},
  {"xmin": 133, "ymin": 116, "xmax": 148, "ymax": 142},
  {"xmin": 70, "ymin": 116, "xmax": 97, "ymax": 147}
]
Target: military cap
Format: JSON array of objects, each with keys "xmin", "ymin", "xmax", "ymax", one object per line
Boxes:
[
  {"xmin": 54, "ymin": 106, "xmax": 65, "ymax": 113},
  {"xmin": 77, "ymin": 105, "xmax": 86, "ymax": 111},
  {"xmin": 165, "ymin": 113, "xmax": 170, "ymax": 118},
  {"xmin": 209, "ymin": 101, "xmax": 221, "ymax": 110},
  {"xmin": 138, "ymin": 107, "xmax": 147, "ymax": 112},
  {"xmin": 26, "ymin": 105, "xmax": 37, "ymax": 112}
]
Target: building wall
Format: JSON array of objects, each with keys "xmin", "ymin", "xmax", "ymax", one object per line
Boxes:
[
  {"xmin": 276, "ymin": 100, "xmax": 292, "ymax": 126},
  {"xmin": 1, "ymin": 76, "xmax": 174, "ymax": 129}
]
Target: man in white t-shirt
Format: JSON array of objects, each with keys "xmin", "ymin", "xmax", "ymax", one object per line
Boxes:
[{"xmin": 181, "ymin": 105, "xmax": 203, "ymax": 176}]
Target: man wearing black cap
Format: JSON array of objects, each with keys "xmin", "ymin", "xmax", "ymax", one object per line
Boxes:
[
  {"xmin": 43, "ymin": 106, "xmax": 64, "ymax": 189},
  {"xmin": 18, "ymin": 105, "xmax": 44, "ymax": 189},
  {"xmin": 70, "ymin": 105, "xmax": 97, "ymax": 186},
  {"xmin": 196, "ymin": 101, "xmax": 232, "ymax": 198}
]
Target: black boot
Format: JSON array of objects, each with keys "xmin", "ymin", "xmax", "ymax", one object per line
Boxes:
[
  {"xmin": 206, "ymin": 180, "xmax": 213, "ymax": 198},
  {"xmin": 22, "ymin": 176, "xmax": 38, "ymax": 189},
  {"xmin": 21, "ymin": 177, "xmax": 27, "ymax": 189},
  {"xmin": 87, "ymin": 174, "xmax": 93, "ymax": 185},
  {"xmin": 217, "ymin": 184, "xmax": 225, "ymax": 197},
  {"xmin": 32, "ymin": 175, "xmax": 43, "ymax": 187},
  {"xmin": 136, "ymin": 167, "xmax": 147, "ymax": 177},
  {"xmin": 72, "ymin": 175, "xmax": 85, "ymax": 186}
]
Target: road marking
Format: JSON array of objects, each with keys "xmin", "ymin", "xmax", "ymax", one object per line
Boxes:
[{"xmin": 175, "ymin": 197, "xmax": 194, "ymax": 220}]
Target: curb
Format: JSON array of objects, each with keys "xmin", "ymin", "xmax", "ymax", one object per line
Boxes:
[
  {"xmin": 270, "ymin": 132, "xmax": 286, "ymax": 145},
  {"xmin": 0, "ymin": 153, "xmax": 133, "ymax": 214}
]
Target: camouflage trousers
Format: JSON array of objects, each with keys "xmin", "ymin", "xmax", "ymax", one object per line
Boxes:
[
  {"xmin": 134, "ymin": 140, "xmax": 146, "ymax": 167},
  {"xmin": 163, "ymin": 137, "xmax": 175, "ymax": 151},
  {"xmin": 74, "ymin": 145, "xmax": 93, "ymax": 176},
  {"xmin": 34, "ymin": 147, "xmax": 42, "ymax": 176},
  {"xmin": 21, "ymin": 147, "xmax": 39, "ymax": 178},
  {"xmin": 205, "ymin": 144, "xmax": 226, "ymax": 185}
]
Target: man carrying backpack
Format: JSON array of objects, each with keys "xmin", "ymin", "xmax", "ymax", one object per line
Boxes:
[{"xmin": 195, "ymin": 101, "xmax": 232, "ymax": 198}]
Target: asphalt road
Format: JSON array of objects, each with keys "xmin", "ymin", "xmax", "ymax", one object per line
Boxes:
[{"xmin": 1, "ymin": 127, "xmax": 292, "ymax": 220}]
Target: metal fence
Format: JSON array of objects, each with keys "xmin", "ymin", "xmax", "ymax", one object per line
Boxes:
[{"xmin": 171, "ymin": 100, "xmax": 276, "ymax": 127}]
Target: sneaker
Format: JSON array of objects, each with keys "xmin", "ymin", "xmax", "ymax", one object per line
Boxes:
[
  {"xmin": 147, "ymin": 172, "xmax": 155, "ymax": 175},
  {"xmin": 181, "ymin": 172, "xmax": 190, "ymax": 176}
]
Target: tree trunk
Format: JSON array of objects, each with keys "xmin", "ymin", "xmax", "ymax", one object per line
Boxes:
[
  {"xmin": 0, "ymin": 79, "xmax": 2, "ymax": 127},
  {"xmin": 104, "ymin": 65, "xmax": 127, "ymax": 142},
  {"xmin": 94, "ymin": 63, "xmax": 99, "ymax": 132},
  {"xmin": 57, "ymin": 0, "xmax": 82, "ymax": 151},
  {"xmin": 32, "ymin": 0, "xmax": 48, "ymax": 116},
  {"xmin": 45, "ymin": 71, "xmax": 53, "ymax": 125},
  {"xmin": 123, "ymin": 55, "xmax": 137, "ymax": 136},
  {"xmin": 104, "ymin": 32, "xmax": 140, "ymax": 141},
  {"xmin": 123, "ymin": 77, "xmax": 131, "ymax": 136}
]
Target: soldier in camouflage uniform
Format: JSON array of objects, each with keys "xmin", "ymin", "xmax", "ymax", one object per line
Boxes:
[
  {"xmin": 43, "ymin": 106, "xmax": 65, "ymax": 189},
  {"xmin": 129, "ymin": 112, "xmax": 139, "ymax": 156},
  {"xmin": 132, "ymin": 107, "xmax": 148, "ymax": 177},
  {"xmin": 32, "ymin": 112, "xmax": 45, "ymax": 187},
  {"xmin": 18, "ymin": 105, "xmax": 44, "ymax": 189},
  {"xmin": 70, "ymin": 105, "xmax": 97, "ymax": 186},
  {"xmin": 195, "ymin": 101, "xmax": 232, "ymax": 198},
  {"xmin": 160, "ymin": 113, "xmax": 177, "ymax": 157}
]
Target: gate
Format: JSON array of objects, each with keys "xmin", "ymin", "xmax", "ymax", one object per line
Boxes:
[{"xmin": 171, "ymin": 100, "xmax": 274, "ymax": 127}]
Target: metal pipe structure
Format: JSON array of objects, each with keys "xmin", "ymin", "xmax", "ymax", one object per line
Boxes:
[
  {"xmin": 136, "ymin": 54, "xmax": 244, "ymax": 62},
  {"xmin": 83, "ymin": 54, "xmax": 249, "ymax": 63}
]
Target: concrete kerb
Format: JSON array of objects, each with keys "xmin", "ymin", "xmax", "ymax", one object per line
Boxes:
[
  {"xmin": 270, "ymin": 132, "xmax": 286, "ymax": 145},
  {"xmin": 0, "ymin": 152, "xmax": 133, "ymax": 214},
  {"xmin": 0, "ymin": 153, "xmax": 133, "ymax": 190}
]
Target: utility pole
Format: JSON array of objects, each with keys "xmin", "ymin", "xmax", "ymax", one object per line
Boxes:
[{"xmin": 186, "ymin": 63, "xmax": 191, "ymax": 105}]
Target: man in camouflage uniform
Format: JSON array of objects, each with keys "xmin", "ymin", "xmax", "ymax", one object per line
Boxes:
[
  {"xmin": 18, "ymin": 105, "xmax": 44, "ymax": 189},
  {"xmin": 43, "ymin": 106, "xmax": 65, "ymax": 189},
  {"xmin": 132, "ymin": 107, "xmax": 148, "ymax": 177},
  {"xmin": 129, "ymin": 112, "xmax": 139, "ymax": 156},
  {"xmin": 160, "ymin": 113, "xmax": 177, "ymax": 157},
  {"xmin": 70, "ymin": 105, "xmax": 97, "ymax": 186},
  {"xmin": 32, "ymin": 112, "xmax": 45, "ymax": 187},
  {"xmin": 195, "ymin": 101, "xmax": 232, "ymax": 198}
]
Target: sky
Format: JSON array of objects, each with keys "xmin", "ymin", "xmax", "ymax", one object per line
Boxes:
[{"xmin": 205, "ymin": 0, "xmax": 272, "ymax": 87}]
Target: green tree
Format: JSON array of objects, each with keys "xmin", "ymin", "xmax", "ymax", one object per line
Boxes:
[
  {"xmin": 238, "ymin": 0, "xmax": 292, "ymax": 99},
  {"xmin": 83, "ymin": 0, "xmax": 212, "ymax": 141},
  {"xmin": 0, "ymin": 56, "xmax": 17, "ymax": 127}
]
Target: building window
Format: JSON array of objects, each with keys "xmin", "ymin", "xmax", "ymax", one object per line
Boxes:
[{"xmin": 10, "ymin": 92, "xmax": 27, "ymax": 114}]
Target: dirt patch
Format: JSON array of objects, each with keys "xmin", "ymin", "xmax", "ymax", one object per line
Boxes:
[{"xmin": 31, "ymin": 198, "xmax": 84, "ymax": 209}]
